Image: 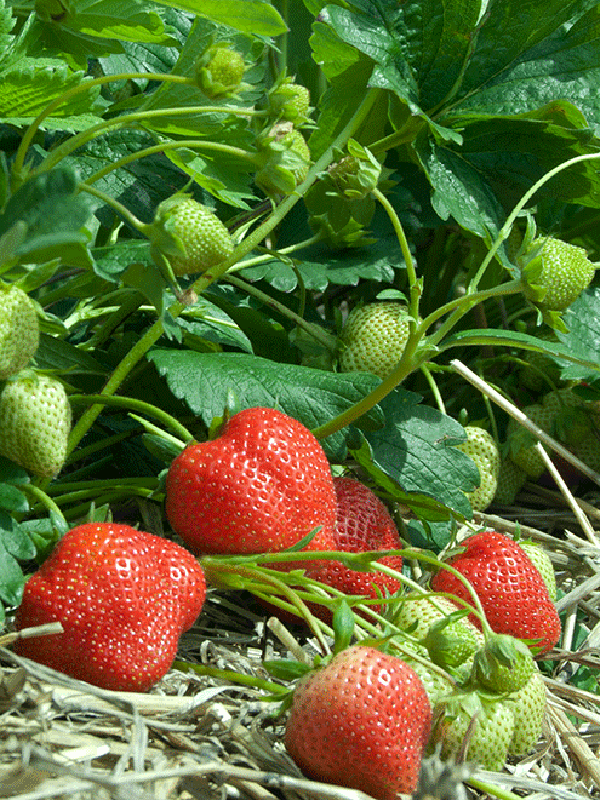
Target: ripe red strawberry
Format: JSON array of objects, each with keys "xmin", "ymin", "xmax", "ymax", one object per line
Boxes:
[
  {"xmin": 151, "ymin": 195, "xmax": 234, "ymax": 277},
  {"xmin": 431, "ymin": 530, "xmax": 561, "ymax": 655},
  {"xmin": 339, "ymin": 302, "xmax": 411, "ymax": 378},
  {"xmin": 0, "ymin": 284, "xmax": 40, "ymax": 379},
  {"xmin": 304, "ymin": 476, "xmax": 403, "ymax": 616},
  {"xmin": 165, "ymin": 407, "xmax": 337, "ymax": 556},
  {"xmin": 0, "ymin": 372, "xmax": 71, "ymax": 477},
  {"xmin": 285, "ymin": 645, "xmax": 432, "ymax": 799},
  {"xmin": 15, "ymin": 523, "xmax": 206, "ymax": 692}
]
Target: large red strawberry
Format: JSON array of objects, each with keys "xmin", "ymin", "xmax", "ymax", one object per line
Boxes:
[
  {"xmin": 430, "ymin": 530, "xmax": 561, "ymax": 655},
  {"xmin": 285, "ymin": 645, "xmax": 431, "ymax": 799},
  {"xmin": 15, "ymin": 523, "xmax": 206, "ymax": 692},
  {"xmin": 165, "ymin": 407, "xmax": 337, "ymax": 556},
  {"xmin": 305, "ymin": 476, "xmax": 403, "ymax": 616}
]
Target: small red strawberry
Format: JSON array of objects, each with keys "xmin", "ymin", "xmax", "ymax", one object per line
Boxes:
[
  {"xmin": 284, "ymin": 645, "xmax": 432, "ymax": 799},
  {"xmin": 305, "ymin": 476, "xmax": 403, "ymax": 616},
  {"xmin": 165, "ymin": 407, "xmax": 337, "ymax": 556},
  {"xmin": 15, "ymin": 523, "xmax": 206, "ymax": 692},
  {"xmin": 431, "ymin": 530, "xmax": 561, "ymax": 655}
]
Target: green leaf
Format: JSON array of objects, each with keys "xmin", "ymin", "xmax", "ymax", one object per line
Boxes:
[
  {"xmin": 178, "ymin": 298, "xmax": 254, "ymax": 354},
  {"xmin": 454, "ymin": 0, "xmax": 600, "ymax": 118},
  {"xmin": 46, "ymin": 0, "xmax": 175, "ymax": 43},
  {"xmin": 35, "ymin": 333, "xmax": 108, "ymax": 377},
  {"xmin": 147, "ymin": 349, "xmax": 384, "ymax": 459},
  {"xmin": 0, "ymin": 167, "xmax": 95, "ymax": 268},
  {"xmin": 0, "ymin": 65, "xmax": 101, "ymax": 124},
  {"xmin": 441, "ymin": 326, "xmax": 600, "ymax": 375},
  {"xmin": 555, "ymin": 287, "xmax": 600, "ymax": 381},
  {"xmin": 0, "ymin": 511, "xmax": 32, "ymax": 606},
  {"xmin": 152, "ymin": 0, "xmax": 286, "ymax": 35},
  {"xmin": 351, "ymin": 434, "xmax": 465, "ymax": 523},
  {"xmin": 0, "ymin": 484, "xmax": 28, "ymax": 513},
  {"xmin": 72, "ymin": 129, "xmax": 194, "ymax": 226},
  {"xmin": 364, "ymin": 389, "xmax": 477, "ymax": 519}
]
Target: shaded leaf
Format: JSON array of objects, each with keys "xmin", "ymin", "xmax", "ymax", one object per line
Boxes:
[{"xmin": 147, "ymin": 349, "xmax": 384, "ymax": 459}]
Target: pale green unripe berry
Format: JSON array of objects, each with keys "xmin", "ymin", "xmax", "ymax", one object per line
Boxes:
[{"xmin": 339, "ymin": 302, "xmax": 411, "ymax": 379}]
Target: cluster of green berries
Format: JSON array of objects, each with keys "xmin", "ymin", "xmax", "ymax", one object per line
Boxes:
[
  {"xmin": 505, "ymin": 386, "xmax": 600, "ymax": 484},
  {"xmin": 0, "ymin": 284, "xmax": 71, "ymax": 477}
]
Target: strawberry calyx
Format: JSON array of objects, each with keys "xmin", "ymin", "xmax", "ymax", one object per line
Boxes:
[
  {"xmin": 255, "ymin": 123, "xmax": 311, "ymax": 197},
  {"xmin": 423, "ymin": 609, "xmax": 481, "ymax": 671},
  {"xmin": 470, "ymin": 632, "xmax": 535, "ymax": 694},
  {"xmin": 520, "ymin": 235, "xmax": 597, "ymax": 312},
  {"xmin": 195, "ymin": 42, "xmax": 247, "ymax": 99},
  {"xmin": 267, "ymin": 76, "xmax": 311, "ymax": 125}
]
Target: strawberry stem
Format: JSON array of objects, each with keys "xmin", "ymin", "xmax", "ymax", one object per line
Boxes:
[
  {"xmin": 68, "ymin": 393, "xmax": 194, "ymax": 444},
  {"xmin": 13, "ymin": 69, "xmax": 263, "ymax": 178},
  {"xmin": 172, "ymin": 660, "xmax": 290, "ymax": 696},
  {"xmin": 371, "ymin": 187, "xmax": 420, "ymax": 319},
  {"xmin": 19, "ymin": 483, "xmax": 68, "ymax": 528},
  {"xmin": 225, "ymin": 273, "xmax": 338, "ymax": 352}
]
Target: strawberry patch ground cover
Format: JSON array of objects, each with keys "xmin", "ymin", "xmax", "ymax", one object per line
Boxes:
[{"xmin": 3, "ymin": 1, "xmax": 600, "ymax": 798}]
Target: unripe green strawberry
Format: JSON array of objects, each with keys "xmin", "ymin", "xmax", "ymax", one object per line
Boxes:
[
  {"xmin": 397, "ymin": 640, "xmax": 456, "ymax": 706},
  {"xmin": 151, "ymin": 196, "xmax": 234, "ymax": 278},
  {"xmin": 522, "ymin": 236, "xmax": 596, "ymax": 312},
  {"xmin": 431, "ymin": 691, "xmax": 515, "ymax": 771},
  {"xmin": 0, "ymin": 372, "xmax": 71, "ymax": 477},
  {"xmin": 424, "ymin": 612, "xmax": 482, "ymax": 672},
  {"xmin": 395, "ymin": 595, "xmax": 484, "ymax": 683},
  {"xmin": 268, "ymin": 78, "xmax": 311, "ymax": 124},
  {"xmin": 396, "ymin": 595, "xmax": 481, "ymax": 641},
  {"xmin": 506, "ymin": 669, "xmax": 546, "ymax": 756},
  {"xmin": 455, "ymin": 426, "xmax": 500, "ymax": 511},
  {"xmin": 519, "ymin": 541, "xmax": 557, "ymax": 601},
  {"xmin": 493, "ymin": 457, "xmax": 527, "ymax": 505},
  {"xmin": 339, "ymin": 302, "xmax": 411, "ymax": 378},
  {"xmin": 0, "ymin": 284, "xmax": 40, "ymax": 379},
  {"xmin": 471, "ymin": 633, "xmax": 535, "ymax": 694},
  {"xmin": 255, "ymin": 123, "xmax": 310, "ymax": 197},
  {"xmin": 505, "ymin": 403, "xmax": 554, "ymax": 479},
  {"xmin": 518, "ymin": 331, "xmax": 562, "ymax": 392},
  {"xmin": 543, "ymin": 387, "xmax": 600, "ymax": 473},
  {"xmin": 195, "ymin": 42, "xmax": 246, "ymax": 99}
]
